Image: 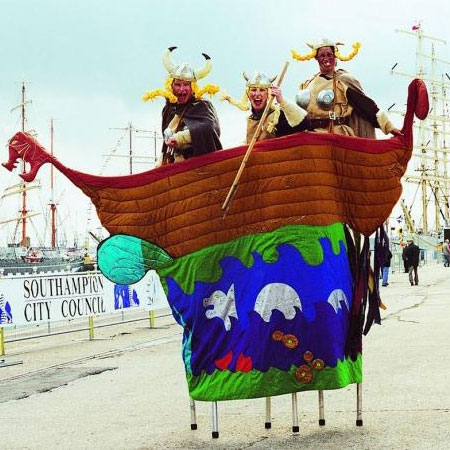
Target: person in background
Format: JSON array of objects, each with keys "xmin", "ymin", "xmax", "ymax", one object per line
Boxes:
[
  {"xmin": 381, "ymin": 248, "xmax": 393, "ymax": 287},
  {"xmin": 402, "ymin": 244, "xmax": 409, "ymax": 273},
  {"xmin": 442, "ymin": 239, "xmax": 450, "ymax": 267},
  {"xmin": 404, "ymin": 239, "xmax": 420, "ymax": 286}
]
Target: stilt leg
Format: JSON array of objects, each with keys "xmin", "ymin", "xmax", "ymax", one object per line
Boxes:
[
  {"xmin": 318, "ymin": 390, "xmax": 325, "ymax": 426},
  {"xmin": 212, "ymin": 401, "xmax": 219, "ymax": 439},
  {"xmin": 356, "ymin": 383, "xmax": 363, "ymax": 426},
  {"xmin": 291, "ymin": 393, "xmax": 299, "ymax": 433},
  {"xmin": 190, "ymin": 397, "xmax": 197, "ymax": 430},
  {"xmin": 265, "ymin": 397, "xmax": 272, "ymax": 429}
]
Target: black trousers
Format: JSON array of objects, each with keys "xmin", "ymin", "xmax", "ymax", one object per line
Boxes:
[{"xmin": 408, "ymin": 265, "xmax": 418, "ymax": 285}]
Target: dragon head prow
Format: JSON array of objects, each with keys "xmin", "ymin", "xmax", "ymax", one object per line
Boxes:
[{"xmin": 2, "ymin": 132, "xmax": 54, "ymax": 182}]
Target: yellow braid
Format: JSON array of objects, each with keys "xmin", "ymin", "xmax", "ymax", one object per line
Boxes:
[
  {"xmin": 334, "ymin": 42, "xmax": 361, "ymax": 61},
  {"xmin": 142, "ymin": 77, "xmax": 177, "ymax": 103},
  {"xmin": 291, "ymin": 48, "xmax": 317, "ymax": 61},
  {"xmin": 220, "ymin": 89, "xmax": 250, "ymax": 111},
  {"xmin": 142, "ymin": 89, "xmax": 177, "ymax": 103},
  {"xmin": 142, "ymin": 77, "xmax": 219, "ymax": 103},
  {"xmin": 192, "ymin": 82, "xmax": 220, "ymax": 99}
]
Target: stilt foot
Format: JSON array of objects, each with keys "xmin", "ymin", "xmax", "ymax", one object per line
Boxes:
[
  {"xmin": 212, "ymin": 431, "xmax": 219, "ymax": 439},
  {"xmin": 356, "ymin": 419, "xmax": 363, "ymax": 426},
  {"xmin": 292, "ymin": 426, "xmax": 299, "ymax": 433},
  {"xmin": 319, "ymin": 419, "xmax": 326, "ymax": 426},
  {"xmin": 264, "ymin": 422, "xmax": 271, "ymax": 429},
  {"xmin": 190, "ymin": 424, "xmax": 197, "ymax": 430}
]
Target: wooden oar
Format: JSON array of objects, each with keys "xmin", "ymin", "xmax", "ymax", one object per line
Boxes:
[{"xmin": 221, "ymin": 61, "xmax": 290, "ymax": 215}]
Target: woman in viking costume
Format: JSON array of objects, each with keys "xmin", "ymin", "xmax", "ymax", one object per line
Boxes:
[
  {"xmin": 292, "ymin": 39, "xmax": 402, "ymax": 138},
  {"xmin": 221, "ymin": 72, "xmax": 307, "ymax": 144},
  {"xmin": 142, "ymin": 47, "xmax": 222, "ymax": 165}
]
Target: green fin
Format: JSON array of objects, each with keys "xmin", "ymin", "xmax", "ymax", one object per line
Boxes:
[{"xmin": 97, "ymin": 234, "xmax": 173, "ymax": 284}]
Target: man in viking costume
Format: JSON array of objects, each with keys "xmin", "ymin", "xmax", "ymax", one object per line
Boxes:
[
  {"xmin": 143, "ymin": 47, "xmax": 222, "ymax": 164},
  {"xmin": 221, "ymin": 72, "xmax": 307, "ymax": 144},
  {"xmin": 292, "ymin": 39, "xmax": 402, "ymax": 138}
]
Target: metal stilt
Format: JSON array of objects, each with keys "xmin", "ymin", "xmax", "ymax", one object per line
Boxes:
[
  {"xmin": 318, "ymin": 390, "xmax": 325, "ymax": 426},
  {"xmin": 265, "ymin": 397, "xmax": 272, "ymax": 429},
  {"xmin": 291, "ymin": 393, "xmax": 299, "ymax": 433},
  {"xmin": 212, "ymin": 401, "xmax": 219, "ymax": 438},
  {"xmin": 356, "ymin": 383, "xmax": 363, "ymax": 426},
  {"xmin": 189, "ymin": 397, "xmax": 197, "ymax": 430}
]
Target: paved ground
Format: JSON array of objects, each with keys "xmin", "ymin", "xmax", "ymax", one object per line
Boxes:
[{"xmin": 0, "ymin": 264, "xmax": 449, "ymax": 449}]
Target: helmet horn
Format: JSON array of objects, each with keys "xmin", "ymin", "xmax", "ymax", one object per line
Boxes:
[
  {"xmin": 162, "ymin": 47, "xmax": 177, "ymax": 75},
  {"xmin": 269, "ymin": 75, "xmax": 277, "ymax": 83},
  {"xmin": 242, "ymin": 72, "xmax": 249, "ymax": 81},
  {"xmin": 194, "ymin": 53, "xmax": 212, "ymax": 80}
]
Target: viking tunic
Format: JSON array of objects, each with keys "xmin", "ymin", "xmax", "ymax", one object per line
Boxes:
[
  {"xmin": 299, "ymin": 69, "xmax": 395, "ymax": 138},
  {"xmin": 246, "ymin": 99, "xmax": 307, "ymax": 144},
  {"xmin": 161, "ymin": 98, "xmax": 222, "ymax": 163}
]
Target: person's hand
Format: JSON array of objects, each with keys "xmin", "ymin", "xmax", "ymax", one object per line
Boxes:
[
  {"xmin": 390, "ymin": 128, "xmax": 403, "ymax": 136},
  {"xmin": 166, "ymin": 137, "xmax": 177, "ymax": 148},
  {"xmin": 270, "ymin": 86, "xmax": 283, "ymax": 104}
]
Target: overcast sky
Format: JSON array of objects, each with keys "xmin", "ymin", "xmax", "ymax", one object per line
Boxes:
[{"xmin": 0, "ymin": 0, "xmax": 449, "ymax": 246}]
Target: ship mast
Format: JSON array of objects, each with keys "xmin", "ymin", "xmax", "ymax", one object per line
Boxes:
[
  {"xmin": 1, "ymin": 83, "xmax": 42, "ymax": 245},
  {"xmin": 393, "ymin": 23, "xmax": 450, "ymax": 233},
  {"xmin": 442, "ymin": 73, "xmax": 450, "ymax": 223},
  {"xmin": 109, "ymin": 123, "xmax": 160, "ymax": 174},
  {"xmin": 49, "ymin": 119, "xmax": 57, "ymax": 247},
  {"xmin": 17, "ymin": 82, "xmax": 31, "ymax": 247},
  {"xmin": 431, "ymin": 44, "xmax": 440, "ymax": 230},
  {"xmin": 110, "ymin": 122, "xmax": 136, "ymax": 174}
]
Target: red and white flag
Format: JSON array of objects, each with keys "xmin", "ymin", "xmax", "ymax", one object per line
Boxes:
[{"xmin": 412, "ymin": 24, "xmax": 420, "ymax": 31}]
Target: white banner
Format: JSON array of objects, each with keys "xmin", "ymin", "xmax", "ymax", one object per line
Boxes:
[{"xmin": 0, "ymin": 270, "xmax": 168, "ymax": 327}]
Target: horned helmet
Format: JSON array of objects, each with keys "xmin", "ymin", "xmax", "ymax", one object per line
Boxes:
[
  {"xmin": 292, "ymin": 38, "xmax": 361, "ymax": 62},
  {"xmin": 142, "ymin": 47, "xmax": 219, "ymax": 103},
  {"xmin": 221, "ymin": 71, "xmax": 277, "ymax": 111}
]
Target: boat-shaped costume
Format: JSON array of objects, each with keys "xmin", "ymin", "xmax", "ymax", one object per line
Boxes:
[{"xmin": 2, "ymin": 79, "xmax": 428, "ymax": 401}]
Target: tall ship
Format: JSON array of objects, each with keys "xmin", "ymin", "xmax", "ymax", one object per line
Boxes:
[
  {"xmin": 0, "ymin": 83, "xmax": 85, "ymax": 275},
  {"xmin": 391, "ymin": 23, "xmax": 450, "ymax": 246}
]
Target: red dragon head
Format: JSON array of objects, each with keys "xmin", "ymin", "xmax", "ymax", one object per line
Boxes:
[{"xmin": 2, "ymin": 132, "xmax": 55, "ymax": 182}]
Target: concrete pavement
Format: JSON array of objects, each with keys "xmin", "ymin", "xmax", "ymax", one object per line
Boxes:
[{"xmin": 0, "ymin": 264, "xmax": 449, "ymax": 449}]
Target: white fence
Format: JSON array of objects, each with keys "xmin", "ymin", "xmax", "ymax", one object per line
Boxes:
[{"xmin": 0, "ymin": 269, "xmax": 167, "ymax": 328}]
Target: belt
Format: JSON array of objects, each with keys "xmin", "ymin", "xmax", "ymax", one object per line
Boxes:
[{"xmin": 306, "ymin": 116, "xmax": 350, "ymax": 129}]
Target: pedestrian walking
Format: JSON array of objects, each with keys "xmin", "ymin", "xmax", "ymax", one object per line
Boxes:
[
  {"xmin": 402, "ymin": 244, "xmax": 408, "ymax": 273},
  {"xmin": 381, "ymin": 248, "xmax": 393, "ymax": 286},
  {"xmin": 404, "ymin": 239, "xmax": 420, "ymax": 286},
  {"xmin": 442, "ymin": 239, "xmax": 450, "ymax": 267}
]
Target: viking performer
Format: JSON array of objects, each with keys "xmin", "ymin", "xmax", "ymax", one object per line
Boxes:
[
  {"xmin": 221, "ymin": 72, "xmax": 307, "ymax": 143},
  {"xmin": 292, "ymin": 38, "xmax": 402, "ymax": 138},
  {"xmin": 142, "ymin": 47, "xmax": 222, "ymax": 165}
]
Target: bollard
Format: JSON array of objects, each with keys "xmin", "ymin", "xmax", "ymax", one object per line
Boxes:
[
  {"xmin": 0, "ymin": 327, "xmax": 5, "ymax": 356},
  {"xmin": 149, "ymin": 310, "xmax": 155, "ymax": 328},
  {"xmin": 88, "ymin": 316, "xmax": 94, "ymax": 341}
]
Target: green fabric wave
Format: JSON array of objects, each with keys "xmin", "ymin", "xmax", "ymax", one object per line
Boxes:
[
  {"xmin": 158, "ymin": 222, "xmax": 347, "ymax": 295},
  {"xmin": 186, "ymin": 354, "xmax": 362, "ymax": 401}
]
